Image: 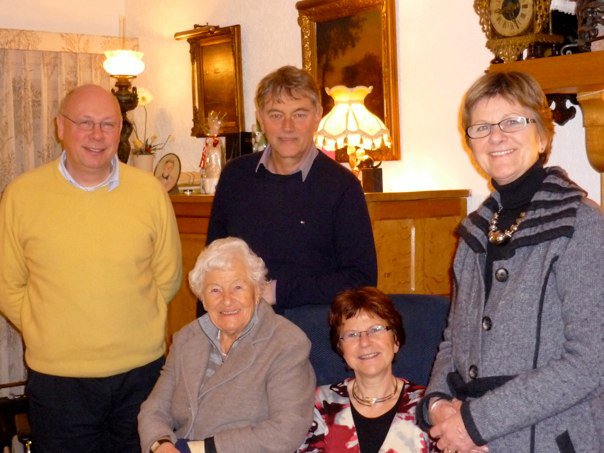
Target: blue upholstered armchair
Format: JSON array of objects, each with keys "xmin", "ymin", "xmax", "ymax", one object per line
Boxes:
[{"xmin": 283, "ymin": 294, "xmax": 450, "ymax": 386}]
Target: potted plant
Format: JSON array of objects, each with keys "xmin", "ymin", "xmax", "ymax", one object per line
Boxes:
[{"xmin": 131, "ymin": 88, "xmax": 171, "ymax": 171}]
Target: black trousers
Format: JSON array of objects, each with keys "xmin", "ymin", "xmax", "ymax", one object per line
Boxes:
[{"xmin": 26, "ymin": 356, "xmax": 164, "ymax": 453}]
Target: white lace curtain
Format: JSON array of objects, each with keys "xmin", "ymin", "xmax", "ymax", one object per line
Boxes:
[{"xmin": 0, "ymin": 28, "xmax": 137, "ymax": 397}]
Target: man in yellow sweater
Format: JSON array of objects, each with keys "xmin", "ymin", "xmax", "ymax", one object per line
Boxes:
[{"xmin": 0, "ymin": 85, "xmax": 182, "ymax": 452}]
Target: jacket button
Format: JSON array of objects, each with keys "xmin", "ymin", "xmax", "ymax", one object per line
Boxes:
[
  {"xmin": 468, "ymin": 365, "xmax": 478, "ymax": 379},
  {"xmin": 495, "ymin": 268, "xmax": 509, "ymax": 282},
  {"xmin": 482, "ymin": 316, "xmax": 492, "ymax": 331}
]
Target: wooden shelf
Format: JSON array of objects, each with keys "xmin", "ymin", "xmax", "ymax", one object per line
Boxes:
[{"xmin": 488, "ymin": 51, "xmax": 604, "ymax": 94}]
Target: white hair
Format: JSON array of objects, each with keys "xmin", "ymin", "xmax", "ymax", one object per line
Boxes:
[{"xmin": 188, "ymin": 237, "xmax": 268, "ymax": 299}]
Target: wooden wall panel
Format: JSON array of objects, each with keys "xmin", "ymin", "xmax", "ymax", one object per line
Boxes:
[
  {"xmin": 373, "ymin": 218, "xmax": 414, "ymax": 294},
  {"xmin": 166, "ymin": 233, "xmax": 204, "ymax": 343},
  {"xmin": 418, "ymin": 217, "xmax": 459, "ymax": 293}
]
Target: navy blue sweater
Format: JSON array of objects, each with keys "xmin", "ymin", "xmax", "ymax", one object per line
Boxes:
[{"xmin": 207, "ymin": 151, "xmax": 377, "ymax": 309}]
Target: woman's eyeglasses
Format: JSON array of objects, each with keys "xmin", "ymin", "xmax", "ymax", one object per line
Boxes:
[
  {"xmin": 339, "ymin": 325, "xmax": 392, "ymax": 342},
  {"xmin": 466, "ymin": 116, "xmax": 536, "ymax": 139}
]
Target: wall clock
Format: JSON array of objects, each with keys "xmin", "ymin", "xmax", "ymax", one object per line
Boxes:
[
  {"xmin": 490, "ymin": 0, "xmax": 534, "ymax": 36},
  {"xmin": 474, "ymin": 0, "xmax": 564, "ymax": 62}
]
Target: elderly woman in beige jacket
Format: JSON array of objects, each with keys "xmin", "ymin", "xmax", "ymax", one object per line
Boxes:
[{"xmin": 138, "ymin": 237, "xmax": 315, "ymax": 453}]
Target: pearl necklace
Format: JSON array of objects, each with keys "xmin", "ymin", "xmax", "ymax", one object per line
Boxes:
[
  {"xmin": 488, "ymin": 207, "xmax": 526, "ymax": 245},
  {"xmin": 351, "ymin": 377, "xmax": 398, "ymax": 407}
]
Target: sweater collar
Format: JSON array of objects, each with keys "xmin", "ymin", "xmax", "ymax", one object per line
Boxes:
[
  {"xmin": 58, "ymin": 151, "xmax": 120, "ymax": 192},
  {"xmin": 198, "ymin": 303, "xmax": 260, "ymax": 355},
  {"xmin": 458, "ymin": 166, "xmax": 586, "ymax": 254},
  {"xmin": 492, "ymin": 160, "xmax": 546, "ymax": 210},
  {"xmin": 255, "ymin": 144, "xmax": 318, "ymax": 181}
]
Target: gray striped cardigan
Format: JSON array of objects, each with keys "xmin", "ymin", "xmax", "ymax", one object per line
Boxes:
[{"xmin": 425, "ymin": 167, "xmax": 604, "ymax": 453}]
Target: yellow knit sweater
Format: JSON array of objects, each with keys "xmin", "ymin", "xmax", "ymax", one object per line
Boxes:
[{"xmin": 0, "ymin": 160, "xmax": 182, "ymax": 377}]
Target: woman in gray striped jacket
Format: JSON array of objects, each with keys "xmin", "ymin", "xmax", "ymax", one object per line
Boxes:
[{"xmin": 417, "ymin": 71, "xmax": 603, "ymax": 453}]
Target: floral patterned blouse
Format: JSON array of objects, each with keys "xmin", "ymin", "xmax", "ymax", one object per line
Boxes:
[{"xmin": 297, "ymin": 378, "xmax": 436, "ymax": 453}]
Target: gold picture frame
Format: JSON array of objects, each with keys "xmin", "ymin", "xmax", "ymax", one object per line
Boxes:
[
  {"xmin": 296, "ymin": 0, "xmax": 400, "ymax": 162},
  {"xmin": 175, "ymin": 25, "xmax": 245, "ymax": 137}
]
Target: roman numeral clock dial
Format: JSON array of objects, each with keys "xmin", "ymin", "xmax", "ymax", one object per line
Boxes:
[
  {"xmin": 473, "ymin": 0, "xmax": 563, "ymax": 62},
  {"xmin": 490, "ymin": 0, "xmax": 533, "ymax": 37}
]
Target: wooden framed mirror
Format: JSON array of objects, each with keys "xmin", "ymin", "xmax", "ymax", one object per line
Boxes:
[{"xmin": 175, "ymin": 24, "xmax": 245, "ymax": 136}]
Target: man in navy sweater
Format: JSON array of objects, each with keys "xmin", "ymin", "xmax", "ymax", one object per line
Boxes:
[{"xmin": 206, "ymin": 66, "xmax": 377, "ymax": 310}]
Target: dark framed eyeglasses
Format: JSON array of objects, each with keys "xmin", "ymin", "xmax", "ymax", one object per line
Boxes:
[{"xmin": 466, "ymin": 116, "xmax": 536, "ymax": 139}]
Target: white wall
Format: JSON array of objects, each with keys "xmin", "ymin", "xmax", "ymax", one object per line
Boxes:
[
  {"xmin": 1, "ymin": 0, "xmax": 600, "ymax": 210},
  {"xmin": 0, "ymin": 0, "xmax": 124, "ymax": 35},
  {"xmin": 123, "ymin": 0, "xmax": 304, "ymax": 172},
  {"xmin": 390, "ymin": 1, "xmax": 600, "ymax": 208}
]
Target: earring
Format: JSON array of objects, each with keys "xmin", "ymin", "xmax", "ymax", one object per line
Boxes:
[{"xmin": 538, "ymin": 137, "xmax": 546, "ymax": 154}]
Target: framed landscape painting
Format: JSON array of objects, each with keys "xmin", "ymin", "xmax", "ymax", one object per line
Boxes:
[{"xmin": 296, "ymin": 0, "xmax": 400, "ymax": 162}]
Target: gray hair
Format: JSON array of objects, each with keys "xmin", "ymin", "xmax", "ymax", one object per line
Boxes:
[
  {"xmin": 188, "ymin": 237, "xmax": 268, "ymax": 299},
  {"xmin": 255, "ymin": 65, "xmax": 321, "ymax": 111}
]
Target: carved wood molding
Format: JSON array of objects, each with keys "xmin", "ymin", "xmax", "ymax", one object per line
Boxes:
[
  {"xmin": 296, "ymin": 0, "xmax": 381, "ymax": 21},
  {"xmin": 547, "ymin": 94, "xmax": 578, "ymax": 126},
  {"xmin": 577, "ymin": 89, "xmax": 604, "ymax": 173}
]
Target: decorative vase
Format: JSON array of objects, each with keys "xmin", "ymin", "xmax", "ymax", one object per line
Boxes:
[
  {"xmin": 199, "ymin": 136, "xmax": 224, "ymax": 194},
  {"xmin": 132, "ymin": 154, "xmax": 155, "ymax": 172}
]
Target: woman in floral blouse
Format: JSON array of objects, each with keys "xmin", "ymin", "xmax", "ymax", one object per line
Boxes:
[{"xmin": 298, "ymin": 287, "xmax": 436, "ymax": 453}]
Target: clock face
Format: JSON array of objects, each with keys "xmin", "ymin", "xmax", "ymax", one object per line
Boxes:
[{"xmin": 489, "ymin": 0, "xmax": 534, "ymax": 37}]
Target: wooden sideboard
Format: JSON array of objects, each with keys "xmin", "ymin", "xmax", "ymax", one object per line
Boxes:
[{"xmin": 167, "ymin": 190, "xmax": 469, "ymax": 340}]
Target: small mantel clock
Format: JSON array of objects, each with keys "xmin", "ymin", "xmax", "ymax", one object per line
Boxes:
[{"xmin": 474, "ymin": 0, "xmax": 564, "ymax": 62}]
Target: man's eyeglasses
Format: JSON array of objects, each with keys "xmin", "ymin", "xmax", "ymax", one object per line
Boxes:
[
  {"xmin": 61, "ymin": 113, "xmax": 119, "ymax": 133},
  {"xmin": 339, "ymin": 325, "xmax": 392, "ymax": 342},
  {"xmin": 466, "ymin": 116, "xmax": 536, "ymax": 139}
]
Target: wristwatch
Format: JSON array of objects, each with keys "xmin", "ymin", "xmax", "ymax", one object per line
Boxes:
[{"xmin": 150, "ymin": 438, "xmax": 172, "ymax": 452}]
